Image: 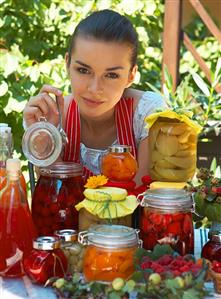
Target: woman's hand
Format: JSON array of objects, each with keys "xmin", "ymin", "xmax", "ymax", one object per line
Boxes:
[{"xmin": 23, "ymin": 85, "xmax": 64, "ymax": 127}]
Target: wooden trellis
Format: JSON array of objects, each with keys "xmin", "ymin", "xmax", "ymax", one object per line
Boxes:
[{"xmin": 162, "ymin": 0, "xmax": 221, "ymax": 93}]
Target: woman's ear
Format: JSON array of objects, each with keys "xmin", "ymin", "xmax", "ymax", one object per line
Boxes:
[
  {"xmin": 65, "ymin": 52, "xmax": 70, "ymax": 76},
  {"xmin": 126, "ymin": 65, "xmax": 138, "ymax": 88}
]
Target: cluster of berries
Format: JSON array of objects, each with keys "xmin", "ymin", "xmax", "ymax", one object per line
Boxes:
[{"xmin": 141, "ymin": 254, "xmax": 201, "ymax": 277}]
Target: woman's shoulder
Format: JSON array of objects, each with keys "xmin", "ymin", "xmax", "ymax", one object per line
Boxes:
[{"xmin": 123, "ymin": 88, "xmax": 165, "ymax": 110}]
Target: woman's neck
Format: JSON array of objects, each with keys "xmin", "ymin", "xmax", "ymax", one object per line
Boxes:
[{"xmin": 80, "ymin": 109, "xmax": 116, "ymax": 148}]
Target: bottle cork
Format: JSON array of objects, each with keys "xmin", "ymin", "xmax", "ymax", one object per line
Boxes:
[{"xmin": 6, "ymin": 158, "xmax": 21, "ymax": 172}]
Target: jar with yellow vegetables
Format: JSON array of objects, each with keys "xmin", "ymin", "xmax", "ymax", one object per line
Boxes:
[
  {"xmin": 75, "ymin": 186, "xmax": 138, "ymax": 231},
  {"xmin": 55, "ymin": 229, "xmax": 85, "ymax": 273},
  {"xmin": 145, "ymin": 111, "xmax": 202, "ymax": 182},
  {"xmin": 78, "ymin": 224, "xmax": 141, "ymax": 281}
]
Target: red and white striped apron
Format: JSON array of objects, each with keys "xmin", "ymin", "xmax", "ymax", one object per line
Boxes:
[{"xmin": 63, "ymin": 97, "xmax": 137, "ymax": 181}]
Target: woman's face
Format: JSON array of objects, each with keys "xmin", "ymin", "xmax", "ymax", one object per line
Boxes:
[{"xmin": 66, "ymin": 36, "xmax": 137, "ymax": 120}]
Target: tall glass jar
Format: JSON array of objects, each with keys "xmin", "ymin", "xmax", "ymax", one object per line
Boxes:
[
  {"xmin": 55, "ymin": 229, "xmax": 85, "ymax": 273},
  {"xmin": 23, "ymin": 236, "xmax": 67, "ymax": 284},
  {"xmin": 79, "ymin": 224, "xmax": 140, "ymax": 281},
  {"xmin": 140, "ymin": 188, "xmax": 194, "ymax": 255},
  {"xmin": 32, "ymin": 162, "xmax": 84, "ymax": 236},
  {"xmin": 101, "ymin": 145, "xmax": 138, "ymax": 182},
  {"xmin": 201, "ymin": 231, "xmax": 221, "ymax": 262},
  {"xmin": 149, "ymin": 120, "xmax": 197, "ymax": 182}
]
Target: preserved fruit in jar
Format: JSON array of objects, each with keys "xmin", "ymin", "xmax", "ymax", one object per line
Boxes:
[
  {"xmin": 202, "ymin": 231, "xmax": 221, "ymax": 262},
  {"xmin": 23, "ymin": 236, "xmax": 67, "ymax": 284},
  {"xmin": 32, "ymin": 162, "xmax": 84, "ymax": 236},
  {"xmin": 140, "ymin": 188, "xmax": 194, "ymax": 255},
  {"xmin": 149, "ymin": 120, "xmax": 197, "ymax": 182},
  {"xmin": 101, "ymin": 145, "xmax": 137, "ymax": 181},
  {"xmin": 79, "ymin": 224, "xmax": 140, "ymax": 281},
  {"xmin": 55, "ymin": 229, "xmax": 85, "ymax": 273}
]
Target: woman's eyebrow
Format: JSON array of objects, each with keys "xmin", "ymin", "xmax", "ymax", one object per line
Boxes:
[{"xmin": 75, "ymin": 60, "xmax": 124, "ymax": 71}]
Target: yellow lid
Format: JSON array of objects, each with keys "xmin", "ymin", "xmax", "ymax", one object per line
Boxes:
[{"xmin": 150, "ymin": 181, "xmax": 186, "ymax": 189}]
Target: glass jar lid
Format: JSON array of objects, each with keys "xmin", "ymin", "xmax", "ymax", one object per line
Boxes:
[
  {"xmin": 108, "ymin": 145, "xmax": 132, "ymax": 153},
  {"xmin": 39, "ymin": 162, "xmax": 83, "ymax": 178},
  {"xmin": 141, "ymin": 188, "xmax": 193, "ymax": 211},
  {"xmin": 55, "ymin": 229, "xmax": 78, "ymax": 242},
  {"xmin": 33, "ymin": 236, "xmax": 61, "ymax": 250},
  {"xmin": 79, "ymin": 224, "xmax": 139, "ymax": 248},
  {"xmin": 22, "ymin": 120, "xmax": 62, "ymax": 167}
]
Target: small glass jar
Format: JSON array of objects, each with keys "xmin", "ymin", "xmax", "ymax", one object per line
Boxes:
[
  {"xmin": 149, "ymin": 120, "xmax": 197, "ymax": 182},
  {"xmin": 140, "ymin": 188, "xmax": 194, "ymax": 255},
  {"xmin": 201, "ymin": 231, "xmax": 221, "ymax": 262},
  {"xmin": 23, "ymin": 236, "xmax": 67, "ymax": 284},
  {"xmin": 32, "ymin": 162, "xmax": 84, "ymax": 236},
  {"xmin": 55, "ymin": 229, "xmax": 85, "ymax": 273},
  {"xmin": 79, "ymin": 224, "xmax": 141, "ymax": 281},
  {"xmin": 101, "ymin": 145, "xmax": 138, "ymax": 181}
]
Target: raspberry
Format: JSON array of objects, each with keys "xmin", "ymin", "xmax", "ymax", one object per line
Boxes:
[{"xmin": 158, "ymin": 255, "xmax": 173, "ymax": 266}]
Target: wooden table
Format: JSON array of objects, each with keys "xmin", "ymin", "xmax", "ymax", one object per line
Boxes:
[{"xmin": 0, "ymin": 229, "xmax": 220, "ymax": 299}]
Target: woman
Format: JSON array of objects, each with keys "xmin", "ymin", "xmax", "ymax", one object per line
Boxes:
[{"xmin": 23, "ymin": 9, "xmax": 166, "ymax": 185}]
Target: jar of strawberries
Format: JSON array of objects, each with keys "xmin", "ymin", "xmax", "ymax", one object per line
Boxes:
[
  {"xmin": 140, "ymin": 188, "xmax": 194, "ymax": 255},
  {"xmin": 32, "ymin": 162, "xmax": 84, "ymax": 236}
]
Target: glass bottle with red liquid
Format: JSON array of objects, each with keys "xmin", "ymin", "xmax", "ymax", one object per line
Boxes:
[
  {"xmin": 202, "ymin": 231, "xmax": 221, "ymax": 262},
  {"xmin": 140, "ymin": 188, "xmax": 194, "ymax": 255},
  {"xmin": 23, "ymin": 236, "xmax": 67, "ymax": 284},
  {"xmin": 0, "ymin": 158, "xmax": 36, "ymax": 277},
  {"xmin": 32, "ymin": 162, "xmax": 84, "ymax": 236},
  {"xmin": 0, "ymin": 123, "xmax": 26, "ymax": 193}
]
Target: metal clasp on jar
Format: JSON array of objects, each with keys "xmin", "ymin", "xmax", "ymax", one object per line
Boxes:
[{"xmin": 78, "ymin": 231, "xmax": 93, "ymax": 246}]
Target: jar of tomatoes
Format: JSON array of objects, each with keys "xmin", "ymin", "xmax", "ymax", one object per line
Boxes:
[
  {"xmin": 101, "ymin": 145, "xmax": 137, "ymax": 182},
  {"xmin": 55, "ymin": 229, "xmax": 85, "ymax": 273},
  {"xmin": 78, "ymin": 224, "xmax": 141, "ymax": 281},
  {"xmin": 140, "ymin": 188, "xmax": 194, "ymax": 255},
  {"xmin": 23, "ymin": 236, "xmax": 67, "ymax": 284},
  {"xmin": 201, "ymin": 231, "xmax": 221, "ymax": 262},
  {"xmin": 32, "ymin": 162, "xmax": 84, "ymax": 236}
]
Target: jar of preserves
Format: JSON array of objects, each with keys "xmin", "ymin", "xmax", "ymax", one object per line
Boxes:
[
  {"xmin": 55, "ymin": 229, "xmax": 85, "ymax": 273},
  {"xmin": 32, "ymin": 162, "xmax": 84, "ymax": 236},
  {"xmin": 78, "ymin": 224, "xmax": 141, "ymax": 281},
  {"xmin": 202, "ymin": 231, "xmax": 221, "ymax": 262},
  {"xmin": 23, "ymin": 236, "xmax": 67, "ymax": 284},
  {"xmin": 101, "ymin": 145, "xmax": 138, "ymax": 181},
  {"xmin": 140, "ymin": 188, "xmax": 194, "ymax": 255}
]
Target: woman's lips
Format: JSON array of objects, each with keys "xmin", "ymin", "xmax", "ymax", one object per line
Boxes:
[{"xmin": 83, "ymin": 97, "xmax": 104, "ymax": 107}]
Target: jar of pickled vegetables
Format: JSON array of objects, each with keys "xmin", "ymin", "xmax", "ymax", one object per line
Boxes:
[
  {"xmin": 78, "ymin": 224, "xmax": 141, "ymax": 281},
  {"xmin": 201, "ymin": 231, "xmax": 221, "ymax": 262},
  {"xmin": 101, "ymin": 145, "xmax": 138, "ymax": 181},
  {"xmin": 140, "ymin": 188, "xmax": 194, "ymax": 255},
  {"xmin": 23, "ymin": 236, "xmax": 67, "ymax": 284},
  {"xmin": 145, "ymin": 110, "xmax": 202, "ymax": 182},
  {"xmin": 32, "ymin": 162, "xmax": 84, "ymax": 236},
  {"xmin": 55, "ymin": 229, "xmax": 85, "ymax": 273}
]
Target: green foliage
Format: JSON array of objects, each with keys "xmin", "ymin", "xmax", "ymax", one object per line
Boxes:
[{"xmin": 1, "ymin": 0, "xmax": 220, "ymax": 170}]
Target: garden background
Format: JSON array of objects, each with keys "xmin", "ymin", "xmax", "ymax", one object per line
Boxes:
[{"xmin": 0, "ymin": 0, "xmax": 221, "ymax": 176}]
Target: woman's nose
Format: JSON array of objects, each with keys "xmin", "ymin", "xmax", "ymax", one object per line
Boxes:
[{"xmin": 87, "ymin": 77, "xmax": 103, "ymax": 94}]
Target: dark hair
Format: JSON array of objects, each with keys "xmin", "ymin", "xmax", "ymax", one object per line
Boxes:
[{"xmin": 67, "ymin": 9, "xmax": 138, "ymax": 68}]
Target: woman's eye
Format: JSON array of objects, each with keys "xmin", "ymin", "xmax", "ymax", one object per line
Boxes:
[
  {"xmin": 76, "ymin": 67, "xmax": 90, "ymax": 74},
  {"xmin": 105, "ymin": 72, "xmax": 119, "ymax": 79}
]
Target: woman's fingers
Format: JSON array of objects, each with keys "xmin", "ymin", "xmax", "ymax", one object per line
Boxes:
[
  {"xmin": 40, "ymin": 84, "xmax": 63, "ymax": 97},
  {"xmin": 23, "ymin": 85, "xmax": 64, "ymax": 127}
]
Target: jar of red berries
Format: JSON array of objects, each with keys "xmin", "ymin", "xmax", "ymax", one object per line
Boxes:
[
  {"xmin": 140, "ymin": 188, "xmax": 194, "ymax": 255},
  {"xmin": 32, "ymin": 162, "xmax": 84, "ymax": 236},
  {"xmin": 23, "ymin": 236, "xmax": 67, "ymax": 284},
  {"xmin": 202, "ymin": 231, "xmax": 221, "ymax": 262}
]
